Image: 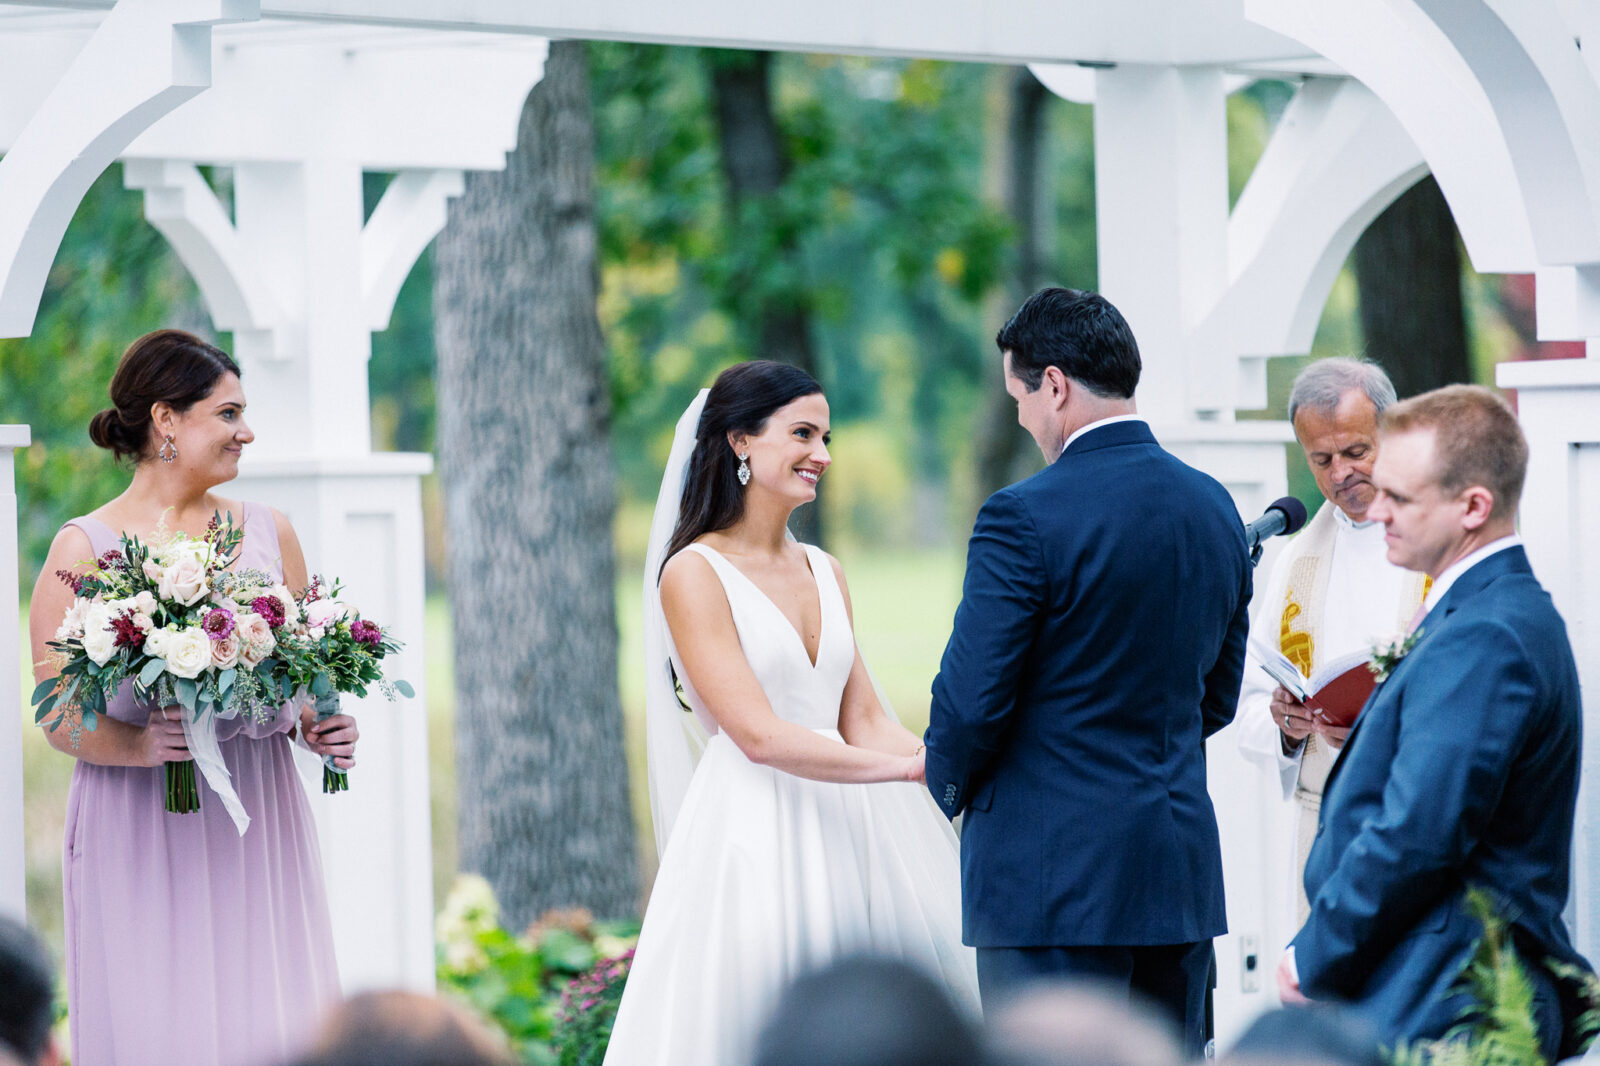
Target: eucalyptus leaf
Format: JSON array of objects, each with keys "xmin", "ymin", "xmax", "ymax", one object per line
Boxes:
[
  {"xmin": 311, "ymin": 673, "xmax": 331, "ymax": 697},
  {"xmin": 139, "ymin": 658, "xmax": 168, "ymax": 687},
  {"xmin": 219, "ymin": 668, "xmax": 236, "ymax": 694},
  {"xmin": 176, "ymin": 677, "xmax": 198, "ymax": 712},
  {"xmin": 31, "ymin": 677, "xmax": 59, "ymax": 705},
  {"xmin": 394, "ymin": 680, "xmax": 415, "ymax": 699},
  {"xmin": 83, "ymin": 712, "xmax": 98, "ymax": 732}
]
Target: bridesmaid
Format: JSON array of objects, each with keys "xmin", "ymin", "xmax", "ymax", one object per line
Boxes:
[{"xmin": 28, "ymin": 330, "xmax": 358, "ymax": 1066}]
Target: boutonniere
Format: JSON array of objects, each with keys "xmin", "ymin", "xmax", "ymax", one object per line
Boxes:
[{"xmin": 1368, "ymin": 628, "xmax": 1423, "ymax": 683}]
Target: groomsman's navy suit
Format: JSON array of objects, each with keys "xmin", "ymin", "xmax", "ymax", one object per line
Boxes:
[
  {"xmin": 1294, "ymin": 545, "xmax": 1590, "ymax": 1058},
  {"xmin": 924, "ymin": 419, "xmax": 1252, "ymax": 1046}
]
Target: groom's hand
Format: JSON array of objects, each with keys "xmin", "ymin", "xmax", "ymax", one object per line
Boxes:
[{"xmin": 1277, "ymin": 949, "xmax": 1310, "ymax": 1005}]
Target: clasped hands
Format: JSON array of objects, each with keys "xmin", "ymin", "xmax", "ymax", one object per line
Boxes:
[
  {"xmin": 136, "ymin": 703, "xmax": 359, "ymax": 770},
  {"xmin": 1270, "ymin": 685, "xmax": 1349, "ymax": 752}
]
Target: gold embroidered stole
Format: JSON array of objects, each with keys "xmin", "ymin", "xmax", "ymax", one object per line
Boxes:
[{"xmin": 1278, "ymin": 503, "xmax": 1429, "ymax": 813}]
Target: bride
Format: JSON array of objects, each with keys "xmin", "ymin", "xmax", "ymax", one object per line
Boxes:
[{"xmin": 603, "ymin": 361, "xmax": 977, "ymax": 1065}]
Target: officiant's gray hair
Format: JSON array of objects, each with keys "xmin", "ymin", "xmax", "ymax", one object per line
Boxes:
[{"xmin": 1287, "ymin": 358, "xmax": 1397, "ymax": 426}]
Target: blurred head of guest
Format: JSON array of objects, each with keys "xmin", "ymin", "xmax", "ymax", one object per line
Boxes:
[
  {"xmin": 0, "ymin": 916, "xmax": 61, "ymax": 1066},
  {"xmin": 1225, "ymin": 1004, "xmax": 1386, "ymax": 1066},
  {"xmin": 752, "ymin": 955, "xmax": 986, "ymax": 1066},
  {"xmin": 984, "ymin": 980, "xmax": 1183, "ymax": 1066},
  {"xmin": 286, "ymin": 990, "xmax": 513, "ymax": 1066}
]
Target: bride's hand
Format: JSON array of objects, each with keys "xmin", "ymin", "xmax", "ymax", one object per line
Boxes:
[{"xmin": 904, "ymin": 748, "xmax": 926, "ymax": 785}]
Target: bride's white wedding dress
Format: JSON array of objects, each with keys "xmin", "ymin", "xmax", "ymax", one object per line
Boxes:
[{"xmin": 603, "ymin": 542, "xmax": 978, "ymax": 1065}]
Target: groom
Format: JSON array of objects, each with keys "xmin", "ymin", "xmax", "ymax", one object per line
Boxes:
[{"xmin": 924, "ymin": 287, "xmax": 1252, "ymax": 1053}]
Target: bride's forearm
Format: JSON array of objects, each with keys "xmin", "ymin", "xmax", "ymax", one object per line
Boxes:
[
  {"xmin": 840, "ymin": 713, "xmax": 921, "ymax": 757},
  {"xmin": 728, "ymin": 718, "xmax": 919, "ymax": 785}
]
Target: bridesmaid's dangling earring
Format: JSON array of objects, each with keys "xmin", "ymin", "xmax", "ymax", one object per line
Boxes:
[
  {"xmin": 737, "ymin": 453, "xmax": 751, "ymax": 487},
  {"xmin": 159, "ymin": 435, "xmax": 178, "ymax": 463}
]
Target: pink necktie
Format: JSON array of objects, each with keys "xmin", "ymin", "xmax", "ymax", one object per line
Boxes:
[{"xmin": 1407, "ymin": 602, "xmax": 1429, "ymax": 635}]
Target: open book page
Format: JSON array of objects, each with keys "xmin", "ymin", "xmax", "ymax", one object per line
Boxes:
[{"xmin": 1249, "ymin": 641, "xmax": 1377, "ymax": 729}]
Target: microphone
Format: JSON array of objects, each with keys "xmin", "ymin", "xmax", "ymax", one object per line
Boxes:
[{"xmin": 1245, "ymin": 496, "xmax": 1308, "ymax": 565}]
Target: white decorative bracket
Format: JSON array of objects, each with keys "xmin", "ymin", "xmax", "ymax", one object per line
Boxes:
[
  {"xmin": 1193, "ymin": 78, "xmax": 1427, "ymax": 383},
  {"xmin": 0, "ymin": 0, "xmax": 260, "ymax": 337},
  {"xmin": 123, "ymin": 158, "xmax": 286, "ymax": 358},
  {"xmin": 361, "ymin": 169, "xmax": 465, "ymax": 333}
]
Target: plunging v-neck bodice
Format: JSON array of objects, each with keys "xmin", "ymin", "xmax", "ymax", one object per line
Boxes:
[{"xmin": 681, "ymin": 542, "xmax": 853, "ymax": 731}]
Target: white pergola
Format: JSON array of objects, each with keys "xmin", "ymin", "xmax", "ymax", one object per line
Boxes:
[{"xmin": 0, "ymin": 0, "xmax": 1596, "ymax": 1042}]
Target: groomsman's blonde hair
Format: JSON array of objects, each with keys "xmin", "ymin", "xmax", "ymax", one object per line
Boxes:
[{"xmin": 1379, "ymin": 385, "xmax": 1528, "ymax": 521}]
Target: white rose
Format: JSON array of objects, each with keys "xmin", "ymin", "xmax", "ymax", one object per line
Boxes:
[
  {"xmin": 210, "ymin": 634, "xmax": 241, "ymax": 670},
  {"xmin": 162, "ymin": 627, "xmax": 213, "ymax": 680},
  {"xmin": 55, "ymin": 597, "xmax": 92, "ymax": 642},
  {"xmin": 158, "ymin": 558, "xmax": 209, "ymax": 607},
  {"xmin": 143, "ymin": 558, "xmax": 164, "ymax": 584},
  {"xmin": 80, "ymin": 603, "xmax": 118, "ymax": 665},
  {"xmin": 134, "ymin": 590, "xmax": 158, "ymax": 617},
  {"xmin": 307, "ymin": 625, "xmax": 326, "ymax": 642},
  {"xmin": 144, "ymin": 627, "xmax": 170, "ymax": 661},
  {"xmin": 303, "ymin": 599, "xmax": 349, "ymax": 630}
]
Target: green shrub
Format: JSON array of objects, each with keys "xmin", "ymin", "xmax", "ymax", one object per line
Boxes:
[{"xmin": 434, "ymin": 875, "xmax": 639, "ymax": 1066}]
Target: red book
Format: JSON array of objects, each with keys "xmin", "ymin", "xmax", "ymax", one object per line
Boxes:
[{"xmin": 1252, "ymin": 643, "xmax": 1376, "ymax": 729}]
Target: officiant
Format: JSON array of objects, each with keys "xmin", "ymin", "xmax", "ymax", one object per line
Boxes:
[{"xmin": 1235, "ymin": 359, "xmax": 1429, "ymax": 922}]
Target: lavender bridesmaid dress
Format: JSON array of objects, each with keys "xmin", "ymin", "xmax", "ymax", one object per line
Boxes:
[{"xmin": 60, "ymin": 502, "xmax": 340, "ymax": 1066}]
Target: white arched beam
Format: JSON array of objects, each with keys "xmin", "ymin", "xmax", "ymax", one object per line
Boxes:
[
  {"xmin": 362, "ymin": 169, "xmax": 465, "ymax": 332},
  {"xmin": 1245, "ymin": 0, "xmax": 1538, "ymax": 275},
  {"xmin": 1193, "ymin": 77, "xmax": 1426, "ymax": 401},
  {"xmin": 1416, "ymin": 0, "xmax": 1600, "ymax": 266},
  {"xmin": 0, "ymin": 0, "xmax": 260, "ymax": 337}
]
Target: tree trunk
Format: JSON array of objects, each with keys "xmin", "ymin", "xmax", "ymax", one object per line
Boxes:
[
  {"xmin": 1353, "ymin": 175, "xmax": 1471, "ymax": 397},
  {"xmin": 706, "ymin": 49, "xmax": 825, "ymax": 547},
  {"xmin": 433, "ymin": 40, "xmax": 638, "ymax": 927},
  {"xmin": 977, "ymin": 67, "xmax": 1052, "ymax": 499}
]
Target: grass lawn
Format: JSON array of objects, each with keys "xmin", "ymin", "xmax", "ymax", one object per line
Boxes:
[{"xmin": 18, "ymin": 544, "xmax": 966, "ymax": 962}]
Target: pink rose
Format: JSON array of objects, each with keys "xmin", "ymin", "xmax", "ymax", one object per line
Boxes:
[
  {"xmin": 235, "ymin": 613, "xmax": 276, "ymax": 668},
  {"xmin": 159, "ymin": 558, "xmax": 209, "ymax": 607},
  {"xmin": 210, "ymin": 634, "xmax": 240, "ymax": 670},
  {"xmin": 143, "ymin": 558, "xmax": 163, "ymax": 583},
  {"xmin": 303, "ymin": 599, "xmax": 349, "ymax": 630}
]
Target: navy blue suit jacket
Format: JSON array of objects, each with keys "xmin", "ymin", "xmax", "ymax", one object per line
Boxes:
[
  {"xmin": 1294, "ymin": 546, "xmax": 1589, "ymax": 1048},
  {"xmin": 924, "ymin": 420, "xmax": 1252, "ymax": 948}
]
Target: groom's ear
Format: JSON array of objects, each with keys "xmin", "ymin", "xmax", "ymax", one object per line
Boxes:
[{"xmin": 1042, "ymin": 366, "xmax": 1071, "ymax": 410}]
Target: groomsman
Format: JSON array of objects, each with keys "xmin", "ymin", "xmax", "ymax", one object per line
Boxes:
[
  {"xmin": 1279, "ymin": 385, "xmax": 1592, "ymax": 1058},
  {"xmin": 1235, "ymin": 358, "xmax": 1429, "ymax": 923}
]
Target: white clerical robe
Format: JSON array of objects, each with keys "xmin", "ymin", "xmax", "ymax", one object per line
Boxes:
[{"xmin": 1236, "ymin": 501, "xmax": 1425, "ymax": 923}]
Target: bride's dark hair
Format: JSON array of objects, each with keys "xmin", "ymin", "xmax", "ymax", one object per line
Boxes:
[{"xmin": 662, "ymin": 360, "xmax": 822, "ymax": 575}]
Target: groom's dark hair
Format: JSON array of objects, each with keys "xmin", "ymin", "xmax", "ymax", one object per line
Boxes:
[
  {"xmin": 997, "ymin": 287, "xmax": 1141, "ymax": 399},
  {"xmin": 0, "ymin": 915, "xmax": 56, "ymax": 1063}
]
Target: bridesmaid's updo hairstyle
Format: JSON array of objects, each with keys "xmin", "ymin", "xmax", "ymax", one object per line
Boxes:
[
  {"xmin": 663, "ymin": 360, "xmax": 822, "ymax": 574},
  {"xmin": 88, "ymin": 330, "xmax": 241, "ymax": 463}
]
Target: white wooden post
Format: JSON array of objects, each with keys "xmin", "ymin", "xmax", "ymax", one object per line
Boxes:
[
  {"xmin": 1, "ymin": 425, "xmax": 30, "ymax": 921},
  {"xmin": 1497, "ymin": 356, "xmax": 1600, "ymax": 959}
]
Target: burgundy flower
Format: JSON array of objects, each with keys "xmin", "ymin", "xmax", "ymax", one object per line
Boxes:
[
  {"xmin": 251, "ymin": 595, "xmax": 287, "ymax": 629},
  {"xmin": 350, "ymin": 620, "xmax": 382, "ymax": 647},
  {"xmin": 110, "ymin": 612, "xmax": 146, "ymax": 651},
  {"xmin": 202, "ymin": 608, "xmax": 236, "ymax": 641},
  {"xmin": 55, "ymin": 568, "xmax": 89, "ymax": 596},
  {"xmin": 96, "ymin": 550, "xmax": 125, "ymax": 570}
]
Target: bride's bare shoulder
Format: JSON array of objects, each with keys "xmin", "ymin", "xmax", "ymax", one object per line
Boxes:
[{"xmin": 659, "ymin": 547, "xmax": 733, "ymax": 625}]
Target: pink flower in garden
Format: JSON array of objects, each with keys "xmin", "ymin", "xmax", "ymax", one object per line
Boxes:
[
  {"xmin": 351, "ymin": 620, "xmax": 382, "ymax": 647},
  {"xmin": 251, "ymin": 595, "xmax": 287, "ymax": 629},
  {"xmin": 202, "ymin": 607, "xmax": 236, "ymax": 641}
]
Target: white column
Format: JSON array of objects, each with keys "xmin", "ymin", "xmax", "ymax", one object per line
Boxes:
[
  {"xmin": 1154, "ymin": 420, "xmax": 1299, "ymax": 1044},
  {"xmin": 1496, "ymin": 355, "xmax": 1600, "ymax": 958},
  {"xmin": 1094, "ymin": 64, "xmax": 1231, "ymax": 422},
  {"xmin": 231, "ymin": 455, "xmax": 435, "ymax": 992},
  {"xmin": 1, "ymin": 425, "xmax": 30, "ymax": 921}
]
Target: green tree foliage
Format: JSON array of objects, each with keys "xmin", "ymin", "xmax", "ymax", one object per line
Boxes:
[{"xmin": 0, "ymin": 164, "xmax": 204, "ymax": 583}]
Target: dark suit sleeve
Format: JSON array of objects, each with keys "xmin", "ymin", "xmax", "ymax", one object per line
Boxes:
[
  {"xmin": 923, "ymin": 488, "xmax": 1045, "ymax": 819},
  {"xmin": 1201, "ymin": 554, "xmax": 1251, "ymax": 739},
  {"xmin": 1292, "ymin": 616, "xmax": 1538, "ymax": 998}
]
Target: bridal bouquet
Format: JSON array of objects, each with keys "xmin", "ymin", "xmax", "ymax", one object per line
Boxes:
[{"xmin": 34, "ymin": 512, "xmax": 412, "ymax": 827}]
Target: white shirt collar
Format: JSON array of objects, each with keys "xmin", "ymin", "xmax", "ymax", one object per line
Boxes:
[
  {"xmin": 1058, "ymin": 414, "xmax": 1145, "ymax": 459},
  {"xmin": 1423, "ymin": 533, "xmax": 1522, "ymax": 611},
  {"xmin": 1332, "ymin": 505, "xmax": 1381, "ymax": 533}
]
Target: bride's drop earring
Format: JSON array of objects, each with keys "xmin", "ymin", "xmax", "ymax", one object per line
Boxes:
[
  {"xmin": 159, "ymin": 435, "xmax": 178, "ymax": 463},
  {"xmin": 737, "ymin": 453, "xmax": 751, "ymax": 487}
]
